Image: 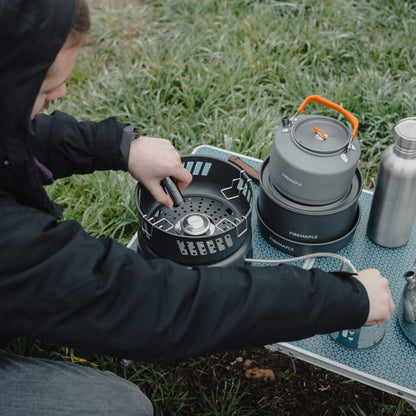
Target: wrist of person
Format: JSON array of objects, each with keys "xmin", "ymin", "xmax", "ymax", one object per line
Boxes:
[{"xmin": 120, "ymin": 125, "xmax": 140, "ymax": 170}]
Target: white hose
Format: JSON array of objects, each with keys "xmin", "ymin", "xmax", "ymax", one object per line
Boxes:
[{"xmin": 245, "ymin": 252, "xmax": 356, "ymax": 272}]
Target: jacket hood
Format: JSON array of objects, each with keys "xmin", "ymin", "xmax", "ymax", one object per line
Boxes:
[{"xmin": 0, "ymin": 0, "xmax": 76, "ymax": 213}]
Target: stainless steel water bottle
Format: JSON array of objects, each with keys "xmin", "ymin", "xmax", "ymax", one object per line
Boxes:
[{"xmin": 367, "ymin": 117, "xmax": 416, "ymax": 247}]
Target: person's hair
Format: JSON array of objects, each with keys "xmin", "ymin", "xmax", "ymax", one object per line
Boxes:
[{"xmin": 67, "ymin": 0, "xmax": 90, "ymax": 46}]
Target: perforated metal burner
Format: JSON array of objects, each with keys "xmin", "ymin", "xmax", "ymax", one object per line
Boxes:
[{"xmin": 151, "ymin": 196, "xmax": 239, "ymax": 236}]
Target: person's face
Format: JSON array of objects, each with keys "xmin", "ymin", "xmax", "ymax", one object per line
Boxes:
[{"xmin": 31, "ymin": 43, "xmax": 79, "ymax": 119}]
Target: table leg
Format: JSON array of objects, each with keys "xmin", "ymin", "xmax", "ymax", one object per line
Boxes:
[{"xmin": 407, "ymin": 399, "xmax": 416, "ymax": 410}]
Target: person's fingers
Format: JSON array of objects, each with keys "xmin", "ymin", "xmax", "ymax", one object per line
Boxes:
[
  {"xmin": 382, "ymin": 283, "xmax": 395, "ymax": 320},
  {"xmin": 389, "ymin": 295, "xmax": 395, "ymax": 312},
  {"xmin": 163, "ymin": 153, "xmax": 192, "ymax": 190},
  {"xmin": 355, "ymin": 268, "xmax": 395, "ymax": 323},
  {"xmin": 175, "ymin": 170, "xmax": 193, "ymax": 191},
  {"xmin": 147, "ymin": 181, "xmax": 174, "ymax": 208},
  {"xmin": 365, "ymin": 319, "xmax": 385, "ymax": 325}
]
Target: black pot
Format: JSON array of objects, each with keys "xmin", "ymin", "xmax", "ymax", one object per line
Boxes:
[
  {"xmin": 135, "ymin": 155, "xmax": 254, "ymax": 266},
  {"xmin": 257, "ymin": 156, "xmax": 362, "ymax": 255}
]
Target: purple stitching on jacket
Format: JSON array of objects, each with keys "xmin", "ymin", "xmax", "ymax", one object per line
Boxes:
[{"xmin": 34, "ymin": 157, "xmax": 54, "ymax": 185}]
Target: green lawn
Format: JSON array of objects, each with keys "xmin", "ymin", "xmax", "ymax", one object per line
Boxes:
[
  {"xmin": 5, "ymin": 1, "xmax": 416, "ymax": 414},
  {"xmin": 50, "ymin": 0, "xmax": 416, "ymax": 244}
]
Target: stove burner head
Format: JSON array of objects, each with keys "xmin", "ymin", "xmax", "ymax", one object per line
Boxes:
[
  {"xmin": 155, "ymin": 196, "xmax": 240, "ymax": 236},
  {"xmin": 179, "ymin": 213, "xmax": 213, "ymax": 236}
]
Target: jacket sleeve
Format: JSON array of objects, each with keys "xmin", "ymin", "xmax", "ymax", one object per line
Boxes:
[
  {"xmin": 0, "ymin": 199, "xmax": 369, "ymax": 363},
  {"xmin": 29, "ymin": 111, "xmax": 129, "ymax": 178}
]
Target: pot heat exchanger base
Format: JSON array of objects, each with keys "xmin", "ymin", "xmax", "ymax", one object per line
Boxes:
[{"xmin": 135, "ymin": 155, "xmax": 254, "ymax": 267}]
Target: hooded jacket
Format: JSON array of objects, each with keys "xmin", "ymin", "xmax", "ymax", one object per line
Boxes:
[{"xmin": 0, "ymin": 0, "xmax": 369, "ymax": 363}]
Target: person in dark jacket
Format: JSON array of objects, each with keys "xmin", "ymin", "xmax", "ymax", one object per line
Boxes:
[{"xmin": 0, "ymin": 1, "xmax": 394, "ymax": 415}]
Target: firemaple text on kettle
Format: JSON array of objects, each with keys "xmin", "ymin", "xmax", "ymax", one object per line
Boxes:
[{"xmin": 281, "ymin": 172, "xmax": 302, "ymax": 187}]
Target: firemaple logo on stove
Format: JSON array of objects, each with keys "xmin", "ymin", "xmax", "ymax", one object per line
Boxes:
[
  {"xmin": 282, "ymin": 172, "xmax": 302, "ymax": 187},
  {"xmin": 289, "ymin": 231, "xmax": 318, "ymax": 240},
  {"xmin": 270, "ymin": 237, "xmax": 294, "ymax": 252}
]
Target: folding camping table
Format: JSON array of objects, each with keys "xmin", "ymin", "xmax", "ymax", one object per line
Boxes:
[{"xmin": 128, "ymin": 145, "xmax": 416, "ymax": 409}]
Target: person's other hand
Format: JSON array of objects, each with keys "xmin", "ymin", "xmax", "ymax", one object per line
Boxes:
[
  {"xmin": 128, "ymin": 136, "xmax": 192, "ymax": 208},
  {"xmin": 354, "ymin": 268, "xmax": 395, "ymax": 324}
]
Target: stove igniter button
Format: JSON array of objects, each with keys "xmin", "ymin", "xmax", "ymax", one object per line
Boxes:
[{"xmin": 181, "ymin": 214, "xmax": 211, "ymax": 236}]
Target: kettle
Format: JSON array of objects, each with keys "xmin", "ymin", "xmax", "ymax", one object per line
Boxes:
[
  {"xmin": 398, "ymin": 269, "xmax": 416, "ymax": 346},
  {"xmin": 269, "ymin": 95, "xmax": 360, "ymax": 205}
]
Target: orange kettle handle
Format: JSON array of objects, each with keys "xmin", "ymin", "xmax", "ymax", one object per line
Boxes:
[{"xmin": 296, "ymin": 95, "xmax": 359, "ymax": 140}]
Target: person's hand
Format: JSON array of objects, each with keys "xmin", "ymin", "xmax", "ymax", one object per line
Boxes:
[
  {"xmin": 128, "ymin": 136, "xmax": 192, "ymax": 208},
  {"xmin": 354, "ymin": 268, "xmax": 395, "ymax": 325}
]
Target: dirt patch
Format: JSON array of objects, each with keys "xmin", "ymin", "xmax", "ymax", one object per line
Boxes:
[{"xmin": 152, "ymin": 347, "xmax": 415, "ymax": 415}]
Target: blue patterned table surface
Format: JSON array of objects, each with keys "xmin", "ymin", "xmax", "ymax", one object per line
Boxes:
[{"xmin": 189, "ymin": 145, "xmax": 416, "ymax": 401}]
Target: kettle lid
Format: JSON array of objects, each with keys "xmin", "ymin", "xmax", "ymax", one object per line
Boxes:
[{"xmin": 292, "ymin": 115, "xmax": 351, "ymax": 155}]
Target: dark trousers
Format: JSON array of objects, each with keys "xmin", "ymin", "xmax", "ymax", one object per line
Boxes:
[{"xmin": 0, "ymin": 352, "xmax": 153, "ymax": 416}]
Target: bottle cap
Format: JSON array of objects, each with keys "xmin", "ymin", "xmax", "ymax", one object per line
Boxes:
[{"xmin": 393, "ymin": 117, "xmax": 416, "ymax": 153}]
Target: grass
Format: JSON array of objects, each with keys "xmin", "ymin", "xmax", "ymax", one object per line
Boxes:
[
  {"xmin": 4, "ymin": 0, "xmax": 416, "ymax": 414},
  {"xmin": 61, "ymin": 0, "xmax": 416, "ymax": 191}
]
